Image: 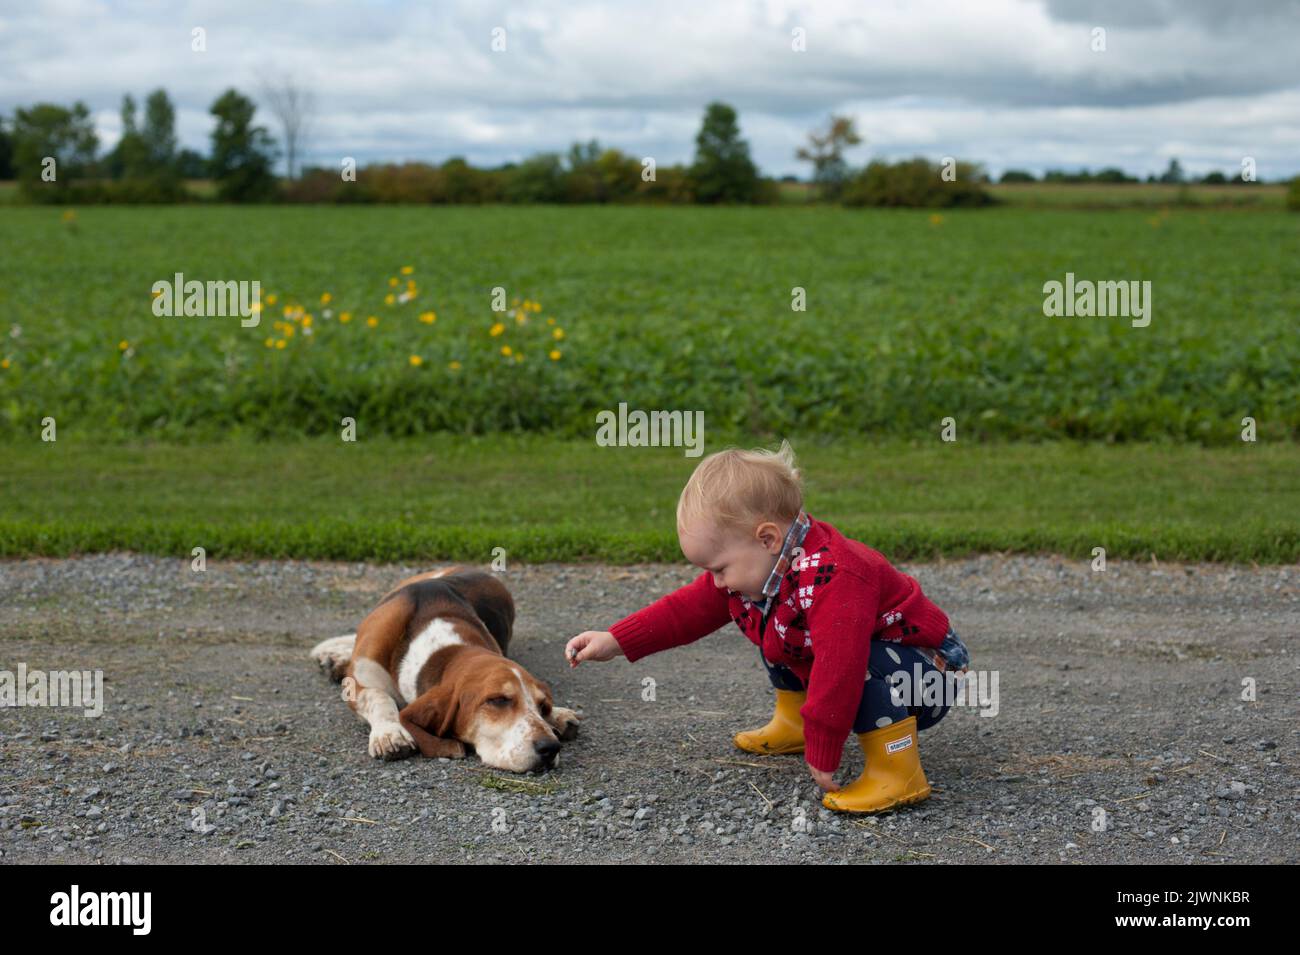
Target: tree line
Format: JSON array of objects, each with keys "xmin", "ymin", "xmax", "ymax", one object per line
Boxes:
[
  {"xmin": 999, "ymin": 158, "xmax": 1265, "ymax": 185},
  {"xmin": 0, "ymin": 87, "xmax": 284, "ymax": 202},
  {"xmin": 0, "ymin": 92, "xmax": 1003, "ymax": 207}
]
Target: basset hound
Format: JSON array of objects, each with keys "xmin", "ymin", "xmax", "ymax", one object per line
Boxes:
[{"xmin": 310, "ymin": 567, "xmax": 579, "ymax": 773}]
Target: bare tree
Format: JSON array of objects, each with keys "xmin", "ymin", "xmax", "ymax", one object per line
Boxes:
[
  {"xmin": 259, "ymin": 73, "xmax": 315, "ymax": 181},
  {"xmin": 796, "ymin": 115, "xmax": 863, "ymax": 201}
]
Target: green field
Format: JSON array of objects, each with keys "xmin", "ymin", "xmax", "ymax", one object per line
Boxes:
[
  {"xmin": 0, "ymin": 203, "xmax": 1296, "ymax": 562},
  {"xmin": 0, "ymin": 204, "xmax": 1295, "ymax": 443}
]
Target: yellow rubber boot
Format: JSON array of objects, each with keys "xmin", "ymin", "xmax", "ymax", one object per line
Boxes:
[
  {"xmin": 733, "ymin": 689, "xmax": 806, "ymax": 755},
  {"xmin": 822, "ymin": 716, "xmax": 932, "ymax": 813}
]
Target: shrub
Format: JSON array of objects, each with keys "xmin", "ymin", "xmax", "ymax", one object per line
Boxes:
[
  {"xmin": 440, "ymin": 157, "xmax": 501, "ymax": 203},
  {"xmin": 103, "ymin": 176, "xmax": 187, "ymax": 203},
  {"xmin": 634, "ymin": 164, "xmax": 695, "ymax": 203},
  {"xmin": 282, "ymin": 167, "xmax": 350, "ymax": 203},
  {"xmin": 361, "ymin": 163, "xmax": 446, "ymax": 203},
  {"xmin": 842, "ymin": 157, "xmax": 994, "ymax": 208},
  {"xmin": 504, "ymin": 154, "xmax": 567, "ymax": 203}
]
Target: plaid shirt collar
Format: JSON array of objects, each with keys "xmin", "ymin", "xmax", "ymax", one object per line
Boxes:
[{"xmin": 754, "ymin": 509, "xmax": 811, "ymax": 616}]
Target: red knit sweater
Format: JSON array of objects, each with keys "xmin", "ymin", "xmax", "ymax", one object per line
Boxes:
[{"xmin": 607, "ymin": 516, "xmax": 950, "ymax": 773}]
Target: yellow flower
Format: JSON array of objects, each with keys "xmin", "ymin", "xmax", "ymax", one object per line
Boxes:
[
  {"xmin": 515, "ymin": 310, "xmax": 527, "ymax": 325},
  {"xmin": 249, "ymin": 301, "xmax": 263, "ymax": 313},
  {"xmin": 275, "ymin": 339, "xmax": 287, "ymax": 350},
  {"xmin": 150, "ymin": 289, "xmax": 162, "ymax": 299},
  {"xmin": 409, "ymin": 354, "xmax": 423, "ymax": 366},
  {"xmin": 384, "ymin": 293, "xmax": 396, "ymax": 305},
  {"xmin": 928, "ymin": 213, "xmax": 944, "ymax": 225},
  {"xmin": 552, "ymin": 328, "xmax": 564, "ymax": 340},
  {"xmin": 264, "ymin": 338, "xmax": 274, "ymax": 348},
  {"xmin": 489, "ymin": 322, "xmax": 505, "ymax": 337},
  {"xmin": 388, "ymin": 277, "xmax": 399, "ymax": 287},
  {"xmin": 522, "ymin": 299, "xmax": 532, "ymax": 310},
  {"xmin": 448, "ymin": 360, "xmax": 462, "ymax": 371},
  {"xmin": 301, "ymin": 315, "xmax": 313, "ymax": 328},
  {"xmin": 419, "ymin": 311, "xmax": 436, "ymax": 324},
  {"xmin": 546, "ymin": 317, "xmax": 555, "ymax": 325},
  {"xmin": 400, "ymin": 265, "xmax": 414, "ymax": 275},
  {"xmin": 265, "ymin": 293, "xmax": 278, "ymax": 306},
  {"xmin": 320, "ymin": 293, "xmax": 332, "ymax": 305},
  {"xmin": 61, "ymin": 210, "xmax": 77, "ymax": 222},
  {"xmin": 118, "ymin": 340, "xmax": 129, "ymax": 351},
  {"xmin": 283, "ymin": 324, "xmax": 296, "ymax": 337},
  {"xmin": 0, "ymin": 358, "xmax": 10, "ymax": 369},
  {"xmin": 367, "ymin": 316, "xmax": 379, "ymax": 328},
  {"xmin": 500, "ymin": 345, "xmax": 512, "ymax": 356},
  {"xmin": 283, "ymin": 305, "xmax": 293, "ymax": 317},
  {"xmin": 514, "ymin": 352, "xmax": 523, "ymax": 362},
  {"xmin": 549, "ymin": 349, "xmax": 562, "ymax": 361},
  {"xmin": 339, "ymin": 311, "xmax": 353, "ymax": 323},
  {"xmin": 530, "ymin": 301, "xmax": 541, "ymax": 312}
]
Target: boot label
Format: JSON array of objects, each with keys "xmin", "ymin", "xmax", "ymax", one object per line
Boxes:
[{"xmin": 886, "ymin": 735, "xmax": 914, "ymax": 754}]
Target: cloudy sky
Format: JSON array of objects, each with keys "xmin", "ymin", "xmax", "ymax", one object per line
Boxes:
[{"xmin": 3, "ymin": 0, "xmax": 1298, "ymax": 180}]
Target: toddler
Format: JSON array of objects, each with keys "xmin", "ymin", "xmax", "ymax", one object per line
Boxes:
[{"xmin": 565, "ymin": 440, "xmax": 970, "ymax": 813}]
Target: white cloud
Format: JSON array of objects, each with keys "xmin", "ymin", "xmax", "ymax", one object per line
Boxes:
[{"xmin": 0, "ymin": 0, "xmax": 1296, "ymax": 178}]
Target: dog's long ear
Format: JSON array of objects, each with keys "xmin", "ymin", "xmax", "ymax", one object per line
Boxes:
[{"xmin": 398, "ymin": 687, "xmax": 465, "ymax": 759}]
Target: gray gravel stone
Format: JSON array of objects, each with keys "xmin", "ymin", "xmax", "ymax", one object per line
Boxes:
[{"xmin": 0, "ymin": 552, "xmax": 1295, "ymax": 863}]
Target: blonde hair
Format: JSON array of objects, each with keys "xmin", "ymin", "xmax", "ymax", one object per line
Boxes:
[{"xmin": 676, "ymin": 439, "xmax": 804, "ymax": 538}]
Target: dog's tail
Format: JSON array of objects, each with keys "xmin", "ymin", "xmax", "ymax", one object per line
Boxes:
[{"xmin": 310, "ymin": 633, "xmax": 356, "ymax": 682}]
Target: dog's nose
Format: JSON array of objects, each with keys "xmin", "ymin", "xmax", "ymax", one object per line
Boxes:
[{"xmin": 534, "ymin": 738, "xmax": 561, "ymax": 761}]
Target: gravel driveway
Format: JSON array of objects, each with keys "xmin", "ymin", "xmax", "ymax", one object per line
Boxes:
[{"xmin": 1, "ymin": 553, "xmax": 1295, "ymax": 864}]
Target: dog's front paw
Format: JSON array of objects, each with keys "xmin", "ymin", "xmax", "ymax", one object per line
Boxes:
[
  {"xmin": 369, "ymin": 723, "xmax": 417, "ymax": 760},
  {"xmin": 549, "ymin": 706, "xmax": 581, "ymax": 741}
]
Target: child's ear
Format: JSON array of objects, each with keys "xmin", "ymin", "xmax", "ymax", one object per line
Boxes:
[{"xmin": 398, "ymin": 687, "xmax": 465, "ymax": 758}]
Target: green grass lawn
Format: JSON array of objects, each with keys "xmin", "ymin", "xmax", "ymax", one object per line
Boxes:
[{"xmin": 2, "ymin": 434, "xmax": 1295, "ymax": 563}]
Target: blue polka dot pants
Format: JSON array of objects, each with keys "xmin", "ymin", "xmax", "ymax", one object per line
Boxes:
[{"xmin": 761, "ymin": 633, "xmax": 964, "ymax": 733}]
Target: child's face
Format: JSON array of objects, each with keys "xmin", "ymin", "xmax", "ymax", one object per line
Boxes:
[{"xmin": 678, "ymin": 515, "xmax": 787, "ymax": 601}]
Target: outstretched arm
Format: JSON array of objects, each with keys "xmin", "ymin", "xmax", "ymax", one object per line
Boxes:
[{"xmin": 607, "ymin": 570, "xmax": 733, "ymax": 663}]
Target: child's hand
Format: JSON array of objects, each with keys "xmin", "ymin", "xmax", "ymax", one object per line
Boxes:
[
  {"xmin": 565, "ymin": 631, "xmax": 623, "ymax": 667},
  {"xmin": 808, "ymin": 764, "xmax": 839, "ymax": 792}
]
